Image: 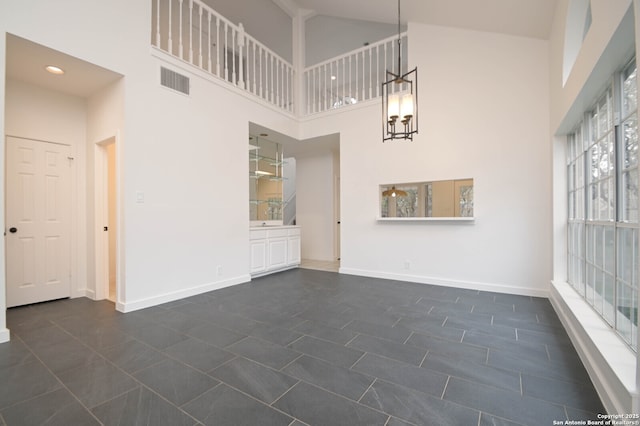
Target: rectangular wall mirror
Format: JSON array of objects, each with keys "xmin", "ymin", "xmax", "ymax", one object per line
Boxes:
[
  {"xmin": 250, "ymin": 134, "xmax": 285, "ymax": 226},
  {"xmin": 380, "ymin": 178, "xmax": 474, "ymax": 219}
]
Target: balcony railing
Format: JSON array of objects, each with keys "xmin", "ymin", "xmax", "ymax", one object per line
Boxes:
[
  {"xmin": 151, "ymin": 0, "xmax": 408, "ymax": 117},
  {"xmin": 152, "ymin": 0, "xmax": 294, "ymax": 113},
  {"xmin": 304, "ymin": 33, "xmax": 408, "ymax": 115}
]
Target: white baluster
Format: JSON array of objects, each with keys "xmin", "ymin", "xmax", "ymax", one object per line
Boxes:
[
  {"xmin": 368, "ymin": 47, "xmax": 372, "ymax": 99},
  {"xmin": 252, "ymin": 42, "xmax": 257, "ymax": 94},
  {"xmin": 238, "ymin": 24, "xmax": 245, "ymax": 89},
  {"xmin": 231, "ymin": 30, "xmax": 236, "ymax": 85},
  {"xmin": 308, "ymin": 70, "xmax": 313, "ymax": 114},
  {"xmin": 280, "ymin": 62, "xmax": 284, "ymax": 107},
  {"xmin": 325, "ymin": 63, "xmax": 329, "ymax": 111},
  {"xmin": 207, "ymin": 12, "xmax": 212, "ymax": 72},
  {"xmin": 178, "ymin": 0, "xmax": 183, "ymax": 59},
  {"xmin": 224, "ymin": 22, "xmax": 228, "ymax": 81},
  {"xmin": 258, "ymin": 49, "xmax": 264, "ymax": 99},
  {"xmin": 188, "ymin": 0, "xmax": 193, "ymax": 63},
  {"xmin": 375, "ymin": 45, "xmax": 380, "ymax": 97},
  {"xmin": 287, "ymin": 66, "xmax": 292, "ymax": 112},
  {"xmin": 269, "ymin": 54, "xmax": 274, "ymax": 104},
  {"xmin": 338, "ymin": 57, "xmax": 347, "ymax": 107},
  {"xmin": 310, "ymin": 68, "xmax": 314, "ymax": 113},
  {"xmin": 349, "ymin": 55, "xmax": 352, "ymax": 102},
  {"xmin": 198, "ymin": 5, "xmax": 203, "ymax": 67},
  {"xmin": 215, "ymin": 17, "xmax": 220, "ymax": 77},
  {"xmin": 361, "ymin": 51, "xmax": 365, "ymax": 101},
  {"xmin": 168, "ymin": 0, "xmax": 173, "ymax": 53},
  {"xmin": 330, "ymin": 62, "xmax": 334, "ymax": 109},
  {"xmin": 318, "ymin": 65, "xmax": 321, "ymax": 112},
  {"xmin": 155, "ymin": 0, "xmax": 161, "ymax": 47}
]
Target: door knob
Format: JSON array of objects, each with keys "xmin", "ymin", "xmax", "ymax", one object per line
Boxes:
[{"xmin": 9, "ymin": 227, "xmax": 17, "ymax": 233}]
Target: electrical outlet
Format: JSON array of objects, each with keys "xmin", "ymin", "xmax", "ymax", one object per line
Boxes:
[
  {"xmin": 216, "ymin": 265, "xmax": 222, "ymax": 276},
  {"xmin": 404, "ymin": 260, "xmax": 411, "ymax": 270}
]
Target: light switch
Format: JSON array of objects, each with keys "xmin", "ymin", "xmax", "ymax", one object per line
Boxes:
[{"xmin": 136, "ymin": 191, "xmax": 145, "ymax": 204}]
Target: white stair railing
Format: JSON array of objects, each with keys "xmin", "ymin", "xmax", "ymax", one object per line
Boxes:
[
  {"xmin": 303, "ymin": 33, "xmax": 408, "ymax": 115},
  {"xmin": 152, "ymin": 0, "xmax": 294, "ymax": 113}
]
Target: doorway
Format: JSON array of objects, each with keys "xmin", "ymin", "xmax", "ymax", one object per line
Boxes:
[
  {"xmin": 95, "ymin": 138, "xmax": 118, "ymax": 302},
  {"xmin": 5, "ymin": 136, "xmax": 72, "ymax": 307}
]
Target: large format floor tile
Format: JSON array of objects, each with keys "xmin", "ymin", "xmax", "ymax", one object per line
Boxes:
[{"xmin": 1, "ymin": 269, "xmax": 605, "ymax": 425}]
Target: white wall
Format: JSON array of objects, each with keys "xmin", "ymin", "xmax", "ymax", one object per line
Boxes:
[
  {"xmin": 301, "ymin": 23, "xmax": 551, "ymax": 296},
  {"xmin": 296, "ymin": 151, "xmax": 336, "ymax": 261}
]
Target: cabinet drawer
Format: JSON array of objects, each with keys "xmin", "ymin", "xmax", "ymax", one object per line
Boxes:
[
  {"xmin": 288, "ymin": 228, "xmax": 301, "ymax": 236},
  {"xmin": 267, "ymin": 228, "xmax": 288, "ymax": 238},
  {"xmin": 250, "ymin": 230, "xmax": 268, "ymax": 240}
]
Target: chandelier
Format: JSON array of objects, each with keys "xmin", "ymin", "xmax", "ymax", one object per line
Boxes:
[{"xmin": 382, "ymin": 0, "xmax": 418, "ymax": 141}]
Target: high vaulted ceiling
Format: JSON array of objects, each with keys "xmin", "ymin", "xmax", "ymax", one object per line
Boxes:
[{"xmin": 289, "ymin": 0, "xmax": 559, "ymax": 40}]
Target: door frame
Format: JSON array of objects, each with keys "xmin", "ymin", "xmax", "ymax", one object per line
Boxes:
[{"xmin": 94, "ymin": 134, "xmax": 120, "ymax": 302}]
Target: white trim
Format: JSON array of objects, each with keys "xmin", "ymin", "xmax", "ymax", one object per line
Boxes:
[
  {"xmin": 376, "ymin": 217, "xmax": 475, "ymax": 222},
  {"xmin": 251, "ymin": 265, "xmax": 298, "ymax": 278},
  {"xmin": 94, "ymin": 134, "xmax": 120, "ymax": 303},
  {"xmin": 0, "ymin": 328, "xmax": 10, "ymax": 344},
  {"xmin": 116, "ymin": 274, "xmax": 251, "ymax": 313},
  {"xmin": 549, "ymin": 280, "xmax": 638, "ymax": 414},
  {"xmin": 84, "ymin": 288, "xmax": 96, "ymax": 300},
  {"xmin": 339, "ymin": 267, "xmax": 549, "ymax": 298},
  {"xmin": 94, "ymin": 142, "xmax": 109, "ymax": 301}
]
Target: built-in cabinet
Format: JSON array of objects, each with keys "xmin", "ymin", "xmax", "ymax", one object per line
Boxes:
[{"xmin": 250, "ymin": 226, "xmax": 300, "ymax": 276}]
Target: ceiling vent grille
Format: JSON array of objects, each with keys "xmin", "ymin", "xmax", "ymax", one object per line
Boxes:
[{"xmin": 160, "ymin": 67, "xmax": 190, "ymax": 95}]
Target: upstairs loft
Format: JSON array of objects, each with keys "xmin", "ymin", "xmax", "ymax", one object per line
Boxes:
[{"xmin": 151, "ymin": 0, "xmax": 409, "ymax": 117}]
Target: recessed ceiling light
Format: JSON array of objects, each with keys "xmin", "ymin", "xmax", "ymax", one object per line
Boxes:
[
  {"xmin": 331, "ymin": 75, "xmax": 337, "ymax": 81},
  {"xmin": 45, "ymin": 65, "xmax": 64, "ymax": 75}
]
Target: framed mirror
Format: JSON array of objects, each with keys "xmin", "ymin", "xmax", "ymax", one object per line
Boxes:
[{"xmin": 249, "ymin": 134, "xmax": 285, "ymax": 226}]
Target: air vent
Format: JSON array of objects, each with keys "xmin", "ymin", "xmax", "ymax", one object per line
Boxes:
[{"xmin": 160, "ymin": 67, "xmax": 190, "ymax": 95}]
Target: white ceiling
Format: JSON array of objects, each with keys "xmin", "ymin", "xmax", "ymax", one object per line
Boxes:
[
  {"xmin": 291, "ymin": 0, "xmax": 559, "ymax": 40},
  {"xmin": 5, "ymin": 34, "xmax": 122, "ymax": 98}
]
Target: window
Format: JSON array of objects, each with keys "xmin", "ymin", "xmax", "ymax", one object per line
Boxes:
[{"xmin": 567, "ymin": 58, "xmax": 639, "ymax": 351}]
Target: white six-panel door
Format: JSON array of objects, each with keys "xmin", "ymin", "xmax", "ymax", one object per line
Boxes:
[{"xmin": 6, "ymin": 136, "xmax": 71, "ymax": 307}]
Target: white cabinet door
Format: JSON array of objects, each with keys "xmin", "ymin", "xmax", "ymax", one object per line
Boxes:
[
  {"xmin": 250, "ymin": 240, "xmax": 267, "ymax": 274},
  {"xmin": 268, "ymin": 238, "xmax": 287, "ymax": 270},
  {"xmin": 287, "ymin": 236, "xmax": 300, "ymax": 265}
]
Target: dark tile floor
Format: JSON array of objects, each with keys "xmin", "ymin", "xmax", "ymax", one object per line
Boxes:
[{"xmin": 1, "ymin": 269, "xmax": 604, "ymax": 426}]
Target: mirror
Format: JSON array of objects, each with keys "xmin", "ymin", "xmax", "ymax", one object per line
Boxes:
[
  {"xmin": 249, "ymin": 135, "xmax": 285, "ymax": 225},
  {"xmin": 380, "ymin": 179, "xmax": 474, "ymax": 218}
]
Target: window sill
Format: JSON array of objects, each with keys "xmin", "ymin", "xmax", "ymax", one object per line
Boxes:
[
  {"xmin": 376, "ymin": 217, "xmax": 475, "ymax": 222},
  {"xmin": 549, "ymin": 280, "xmax": 637, "ymax": 413}
]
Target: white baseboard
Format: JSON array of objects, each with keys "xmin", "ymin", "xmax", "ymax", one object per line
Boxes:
[
  {"xmin": 549, "ymin": 280, "xmax": 637, "ymax": 414},
  {"xmin": 116, "ymin": 274, "xmax": 251, "ymax": 313},
  {"xmin": 84, "ymin": 288, "xmax": 96, "ymax": 300},
  {"xmin": 338, "ymin": 267, "xmax": 549, "ymax": 298},
  {"xmin": 0, "ymin": 328, "xmax": 10, "ymax": 344}
]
